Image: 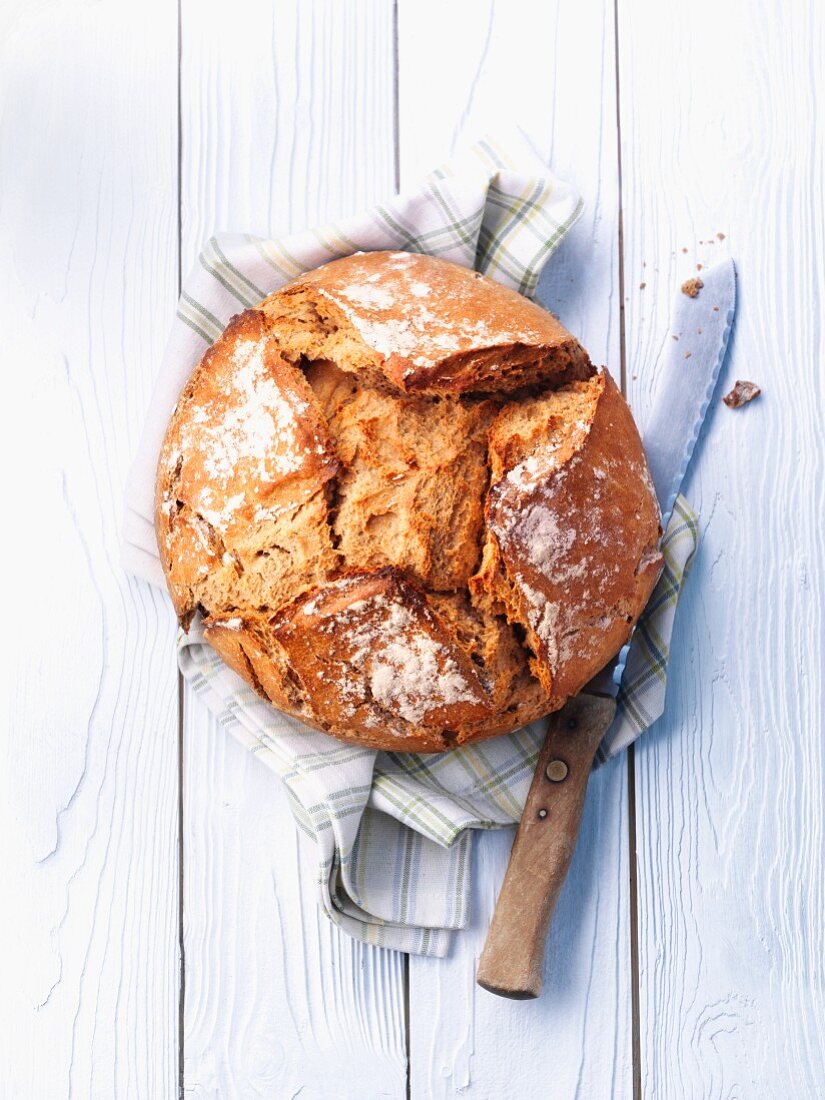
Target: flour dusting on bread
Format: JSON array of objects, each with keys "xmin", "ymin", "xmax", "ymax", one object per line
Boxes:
[
  {"xmin": 156, "ymin": 252, "xmax": 662, "ymax": 751},
  {"xmin": 264, "ymin": 251, "xmax": 593, "ymax": 394},
  {"xmin": 346, "ymin": 594, "xmax": 484, "ymax": 726}
]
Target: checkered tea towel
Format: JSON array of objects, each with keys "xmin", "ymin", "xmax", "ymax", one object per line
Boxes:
[{"xmin": 123, "ymin": 131, "xmax": 699, "ymax": 956}]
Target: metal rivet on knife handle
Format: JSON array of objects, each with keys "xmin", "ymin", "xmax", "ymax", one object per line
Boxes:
[{"xmin": 545, "ymin": 759, "xmax": 569, "ymax": 783}]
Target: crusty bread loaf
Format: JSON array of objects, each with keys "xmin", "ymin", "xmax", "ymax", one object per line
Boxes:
[{"xmin": 156, "ymin": 251, "xmax": 662, "ymax": 751}]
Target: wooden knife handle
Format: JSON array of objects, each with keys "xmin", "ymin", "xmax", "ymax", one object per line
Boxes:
[{"xmin": 476, "ymin": 693, "xmax": 617, "ymax": 1000}]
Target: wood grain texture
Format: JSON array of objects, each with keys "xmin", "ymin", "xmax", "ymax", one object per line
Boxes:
[
  {"xmin": 477, "ymin": 696, "xmax": 618, "ymax": 1000},
  {"xmin": 397, "ymin": 0, "xmax": 635, "ymax": 1095},
  {"xmin": 182, "ymin": 715, "xmax": 407, "ymax": 1099},
  {"xmin": 180, "ymin": 0, "xmax": 398, "ymax": 260},
  {"xmin": 0, "ymin": 1, "xmax": 180, "ymax": 1096},
  {"xmin": 618, "ymin": 0, "xmax": 825, "ymax": 1094},
  {"xmin": 406, "ymin": 763, "xmax": 632, "ymax": 1099},
  {"xmin": 178, "ymin": 2, "xmax": 407, "ymax": 1096}
]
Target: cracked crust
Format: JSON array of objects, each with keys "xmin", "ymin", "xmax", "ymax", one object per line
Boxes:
[
  {"xmin": 273, "ymin": 568, "xmax": 491, "ymax": 749},
  {"xmin": 155, "ymin": 310, "xmax": 341, "ymax": 624},
  {"xmin": 476, "ymin": 371, "xmax": 663, "ymax": 700},
  {"xmin": 156, "ymin": 252, "xmax": 662, "ymax": 751},
  {"xmin": 259, "ymin": 250, "xmax": 592, "ymax": 395}
]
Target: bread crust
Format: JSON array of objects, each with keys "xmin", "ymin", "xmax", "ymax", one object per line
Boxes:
[
  {"xmin": 155, "ymin": 310, "xmax": 340, "ymax": 624},
  {"xmin": 259, "ymin": 251, "xmax": 592, "ymax": 395},
  {"xmin": 479, "ymin": 371, "xmax": 662, "ymax": 700},
  {"xmin": 156, "ymin": 252, "xmax": 662, "ymax": 751}
]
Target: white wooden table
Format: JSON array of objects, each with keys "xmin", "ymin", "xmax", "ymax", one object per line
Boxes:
[{"xmin": 2, "ymin": 1, "xmax": 823, "ymax": 1096}]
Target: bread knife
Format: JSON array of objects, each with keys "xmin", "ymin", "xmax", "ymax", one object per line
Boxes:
[{"xmin": 477, "ymin": 258, "xmax": 737, "ymax": 999}]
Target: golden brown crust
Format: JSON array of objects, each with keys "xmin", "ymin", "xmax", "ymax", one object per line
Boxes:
[
  {"xmin": 155, "ymin": 310, "xmax": 340, "ymax": 622},
  {"xmin": 156, "ymin": 253, "xmax": 663, "ymax": 752},
  {"xmin": 260, "ymin": 251, "xmax": 592, "ymax": 395},
  {"xmin": 478, "ymin": 371, "xmax": 663, "ymax": 699},
  {"xmin": 270, "ymin": 568, "xmax": 491, "ymax": 748}
]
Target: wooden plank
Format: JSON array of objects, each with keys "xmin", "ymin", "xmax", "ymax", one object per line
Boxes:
[
  {"xmin": 180, "ymin": 720, "xmax": 408, "ymax": 1098},
  {"xmin": 397, "ymin": 2, "xmax": 635, "ymax": 1095},
  {"xmin": 0, "ymin": 1, "xmax": 180, "ymax": 1096},
  {"xmin": 178, "ymin": 3, "xmax": 408, "ymax": 1096},
  {"xmin": 617, "ymin": 0, "xmax": 825, "ymax": 1094}
]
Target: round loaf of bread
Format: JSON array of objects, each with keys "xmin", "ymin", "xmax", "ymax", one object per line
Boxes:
[{"xmin": 156, "ymin": 251, "xmax": 663, "ymax": 752}]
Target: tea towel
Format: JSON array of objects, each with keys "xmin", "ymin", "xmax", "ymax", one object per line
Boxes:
[{"xmin": 123, "ymin": 131, "xmax": 699, "ymax": 955}]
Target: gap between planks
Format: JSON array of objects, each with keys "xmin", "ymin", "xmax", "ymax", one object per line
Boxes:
[
  {"xmin": 391, "ymin": 12, "xmax": 413, "ymax": 1098},
  {"xmin": 176, "ymin": 3, "xmax": 185, "ymax": 1097},
  {"xmin": 612, "ymin": 0, "xmax": 644, "ymax": 1095}
]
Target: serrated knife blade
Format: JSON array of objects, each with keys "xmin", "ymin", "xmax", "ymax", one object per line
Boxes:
[
  {"xmin": 588, "ymin": 257, "xmax": 737, "ymax": 699},
  {"xmin": 644, "ymin": 258, "xmax": 737, "ymax": 529}
]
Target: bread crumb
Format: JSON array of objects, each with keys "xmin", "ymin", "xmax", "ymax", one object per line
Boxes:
[
  {"xmin": 696, "ymin": 263, "xmax": 703, "ymax": 271},
  {"xmin": 671, "ymin": 334, "xmax": 679, "ymax": 341},
  {"xmin": 681, "ymin": 277, "xmax": 704, "ymax": 298},
  {"xmin": 723, "ymin": 380, "xmax": 761, "ymax": 408},
  {"xmin": 684, "ymin": 352, "xmax": 692, "ymax": 359},
  {"xmin": 682, "ymin": 247, "xmax": 688, "ymax": 253},
  {"xmin": 717, "ymin": 232, "xmax": 726, "ymax": 240},
  {"xmin": 639, "ymin": 282, "xmax": 646, "ymax": 289}
]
